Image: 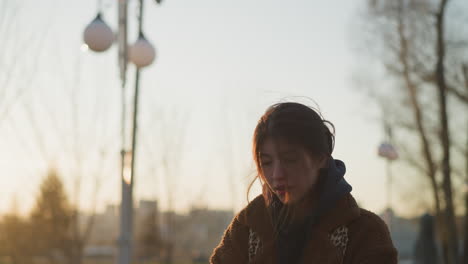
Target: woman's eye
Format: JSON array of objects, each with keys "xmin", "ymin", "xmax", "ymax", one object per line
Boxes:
[
  {"xmin": 283, "ymin": 155, "xmax": 299, "ymax": 163},
  {"xmin": 261, "ymin": 160, "xmax": 272, "ymax": 167}
]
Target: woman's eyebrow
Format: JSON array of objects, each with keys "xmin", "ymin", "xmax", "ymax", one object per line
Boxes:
[{"xmin": 279, "ymin": 150, "xmax": 298, "ymax": 156}]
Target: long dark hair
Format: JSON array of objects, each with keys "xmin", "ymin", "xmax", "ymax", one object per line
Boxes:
[{"xmin": 248, "ymin": 102, "xmax": 335, "ymax": 232}]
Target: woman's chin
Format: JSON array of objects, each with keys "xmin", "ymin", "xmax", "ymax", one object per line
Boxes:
[{"xmin": 277, "ymin": 193, "xmax": 297, "ymax": 204}]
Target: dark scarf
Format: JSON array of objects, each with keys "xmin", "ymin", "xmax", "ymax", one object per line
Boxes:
[{"xmin": 272, "ymin": 158, "xmax": 352, "ymax": 264}]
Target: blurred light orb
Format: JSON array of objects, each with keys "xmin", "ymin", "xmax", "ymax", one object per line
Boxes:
[
  {"xmin": 83, "ymin": 13, "xmax": 114, "ymax": 52},
  {"xmin": 80, "ymin": 43, "xmax": 89, "ymax": 53},
  {"xmin": 129, "ymin": 34, "xmax": 156, "ymax": 68},
  {"xmin": 378, "ymin": 142, "xmax": 398, "ymax": 160}
]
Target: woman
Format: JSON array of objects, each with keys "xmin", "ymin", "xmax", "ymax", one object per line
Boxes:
[{"xmin": 210, "ymin": 102, "xmax": 397, "ymax": 264}]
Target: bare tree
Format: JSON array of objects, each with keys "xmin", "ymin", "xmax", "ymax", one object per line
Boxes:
[
  {"xmin": 463, "ymin": 123, "xmax": 468, "ymax": 264},
  {"xmin": 433, "ymin": 1, "xmax": 459, "ymax": 262},
  {"xmin": 2, "ymin": 48, "xmax": 116, "ymax": 264},
  {"xmin": 357, "ymin": 0, "xmax": 468, "ymax": 263},
  {"xmin": 0, "ymin": 1, "xmax": 119, "ymax": 264},
  {"xmin": 0, "ymin": 0, "xmax": 50, "ymax": 125},
  {"xmin": 141, "ymin": 107, "xmax": 189, "ymax": 264},
  {"xmin": 0, "ymin": 199, "xmax": 34, "ymax": 264}
]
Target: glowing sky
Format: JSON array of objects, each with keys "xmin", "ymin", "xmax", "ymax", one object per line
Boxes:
[{"xmin": 0, "ymin": 0, "xmax": 424, "ymax": 217}]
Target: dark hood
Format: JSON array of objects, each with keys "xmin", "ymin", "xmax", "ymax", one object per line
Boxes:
[{"xmin": 317, "ymin": 158, "xmax": 352, "ymax": 215}]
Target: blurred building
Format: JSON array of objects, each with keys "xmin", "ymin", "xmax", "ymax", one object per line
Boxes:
[
  {"xmin": 83, "ymin": 204, "xmax": 119, "ymax": 246},
  {"xmin": 137, "ymin": 200, "xmax": 158, "ymax": 220},
  {"xmin": 79, "ymin": 200, "xmax": 233, "ymax": 262},
  {"xmin": 380, "ymin": 209, "xmax": 419, "ymax": 262},
  {"xmin": 83, "ymin": 200, "xmax": 161, "ymax": 260},
  {"xmin": 159, "ymin": 207, "xmax": 233, "ymax": 261}
]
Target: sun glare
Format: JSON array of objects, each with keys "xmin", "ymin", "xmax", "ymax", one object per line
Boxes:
[{"xmin": 80, "ymin": 43, "xmax": 89, "ymax": 53}]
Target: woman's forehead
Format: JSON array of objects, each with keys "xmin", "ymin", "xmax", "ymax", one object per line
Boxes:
[{"xmin": 260, "ymin": 137, "xmax": 302, "ymax": 154}]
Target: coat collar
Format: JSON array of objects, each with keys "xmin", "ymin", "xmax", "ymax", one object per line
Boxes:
[
  {"xmin": 238, "ymin": 193, "xmax": 360, "ymax": 242},
  {"xmin": 316, "ymin": 193, "xmax": 360, "ymax": 232}
]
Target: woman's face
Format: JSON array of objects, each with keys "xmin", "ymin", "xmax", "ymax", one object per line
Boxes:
[{"xmin": 259, "ymin": 137, "xmax": 326, "ymax": 204}]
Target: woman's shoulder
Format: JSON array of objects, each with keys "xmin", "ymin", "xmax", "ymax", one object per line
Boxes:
[
  {"xmin": 235, "ymin": 195, "xmax": 267, "ymax": 226},
  {"xmin": 210, "ymin": 195, "xmax": 273, "ymax": 264},
  {"xmin": 329, "ymin": 194, "xmax": 389, "ymax": 234},
  {"xmin": 351, "ymin": 208, "xmax": 390, "ymax": 234},
  {"xmin": 348, "ymin": 208, "xmax": 396, "ymax": 254},
  {"xmin": 344, "ymin": 207, "xmax": 397, "ymax": 261}
]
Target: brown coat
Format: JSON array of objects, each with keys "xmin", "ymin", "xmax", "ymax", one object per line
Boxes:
[{"xmin": 210, "ymin": 194, "xmax": 398, "ymax": 264}]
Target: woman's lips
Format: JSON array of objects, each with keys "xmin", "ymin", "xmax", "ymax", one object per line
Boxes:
[
  {"xmin": 277, "ymin": 190, "xmax": 286, "ymax": 196},
  {"xmin": 275, "ymin": 186, "xmax": 292, "ymax": 196}
]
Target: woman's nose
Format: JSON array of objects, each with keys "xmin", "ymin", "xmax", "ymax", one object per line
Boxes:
[{"xmin": 272, "ymin": 162, "xmax": 286, "ymax": 182}]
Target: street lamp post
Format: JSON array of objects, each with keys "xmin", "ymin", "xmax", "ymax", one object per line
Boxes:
[
  {"xmin": 82, "ymin": 1, "xmax": 160, "ymax": 263},
  {"xmin": 378, "ymin": 123, "xmax": 398, "ymax": 232}
]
